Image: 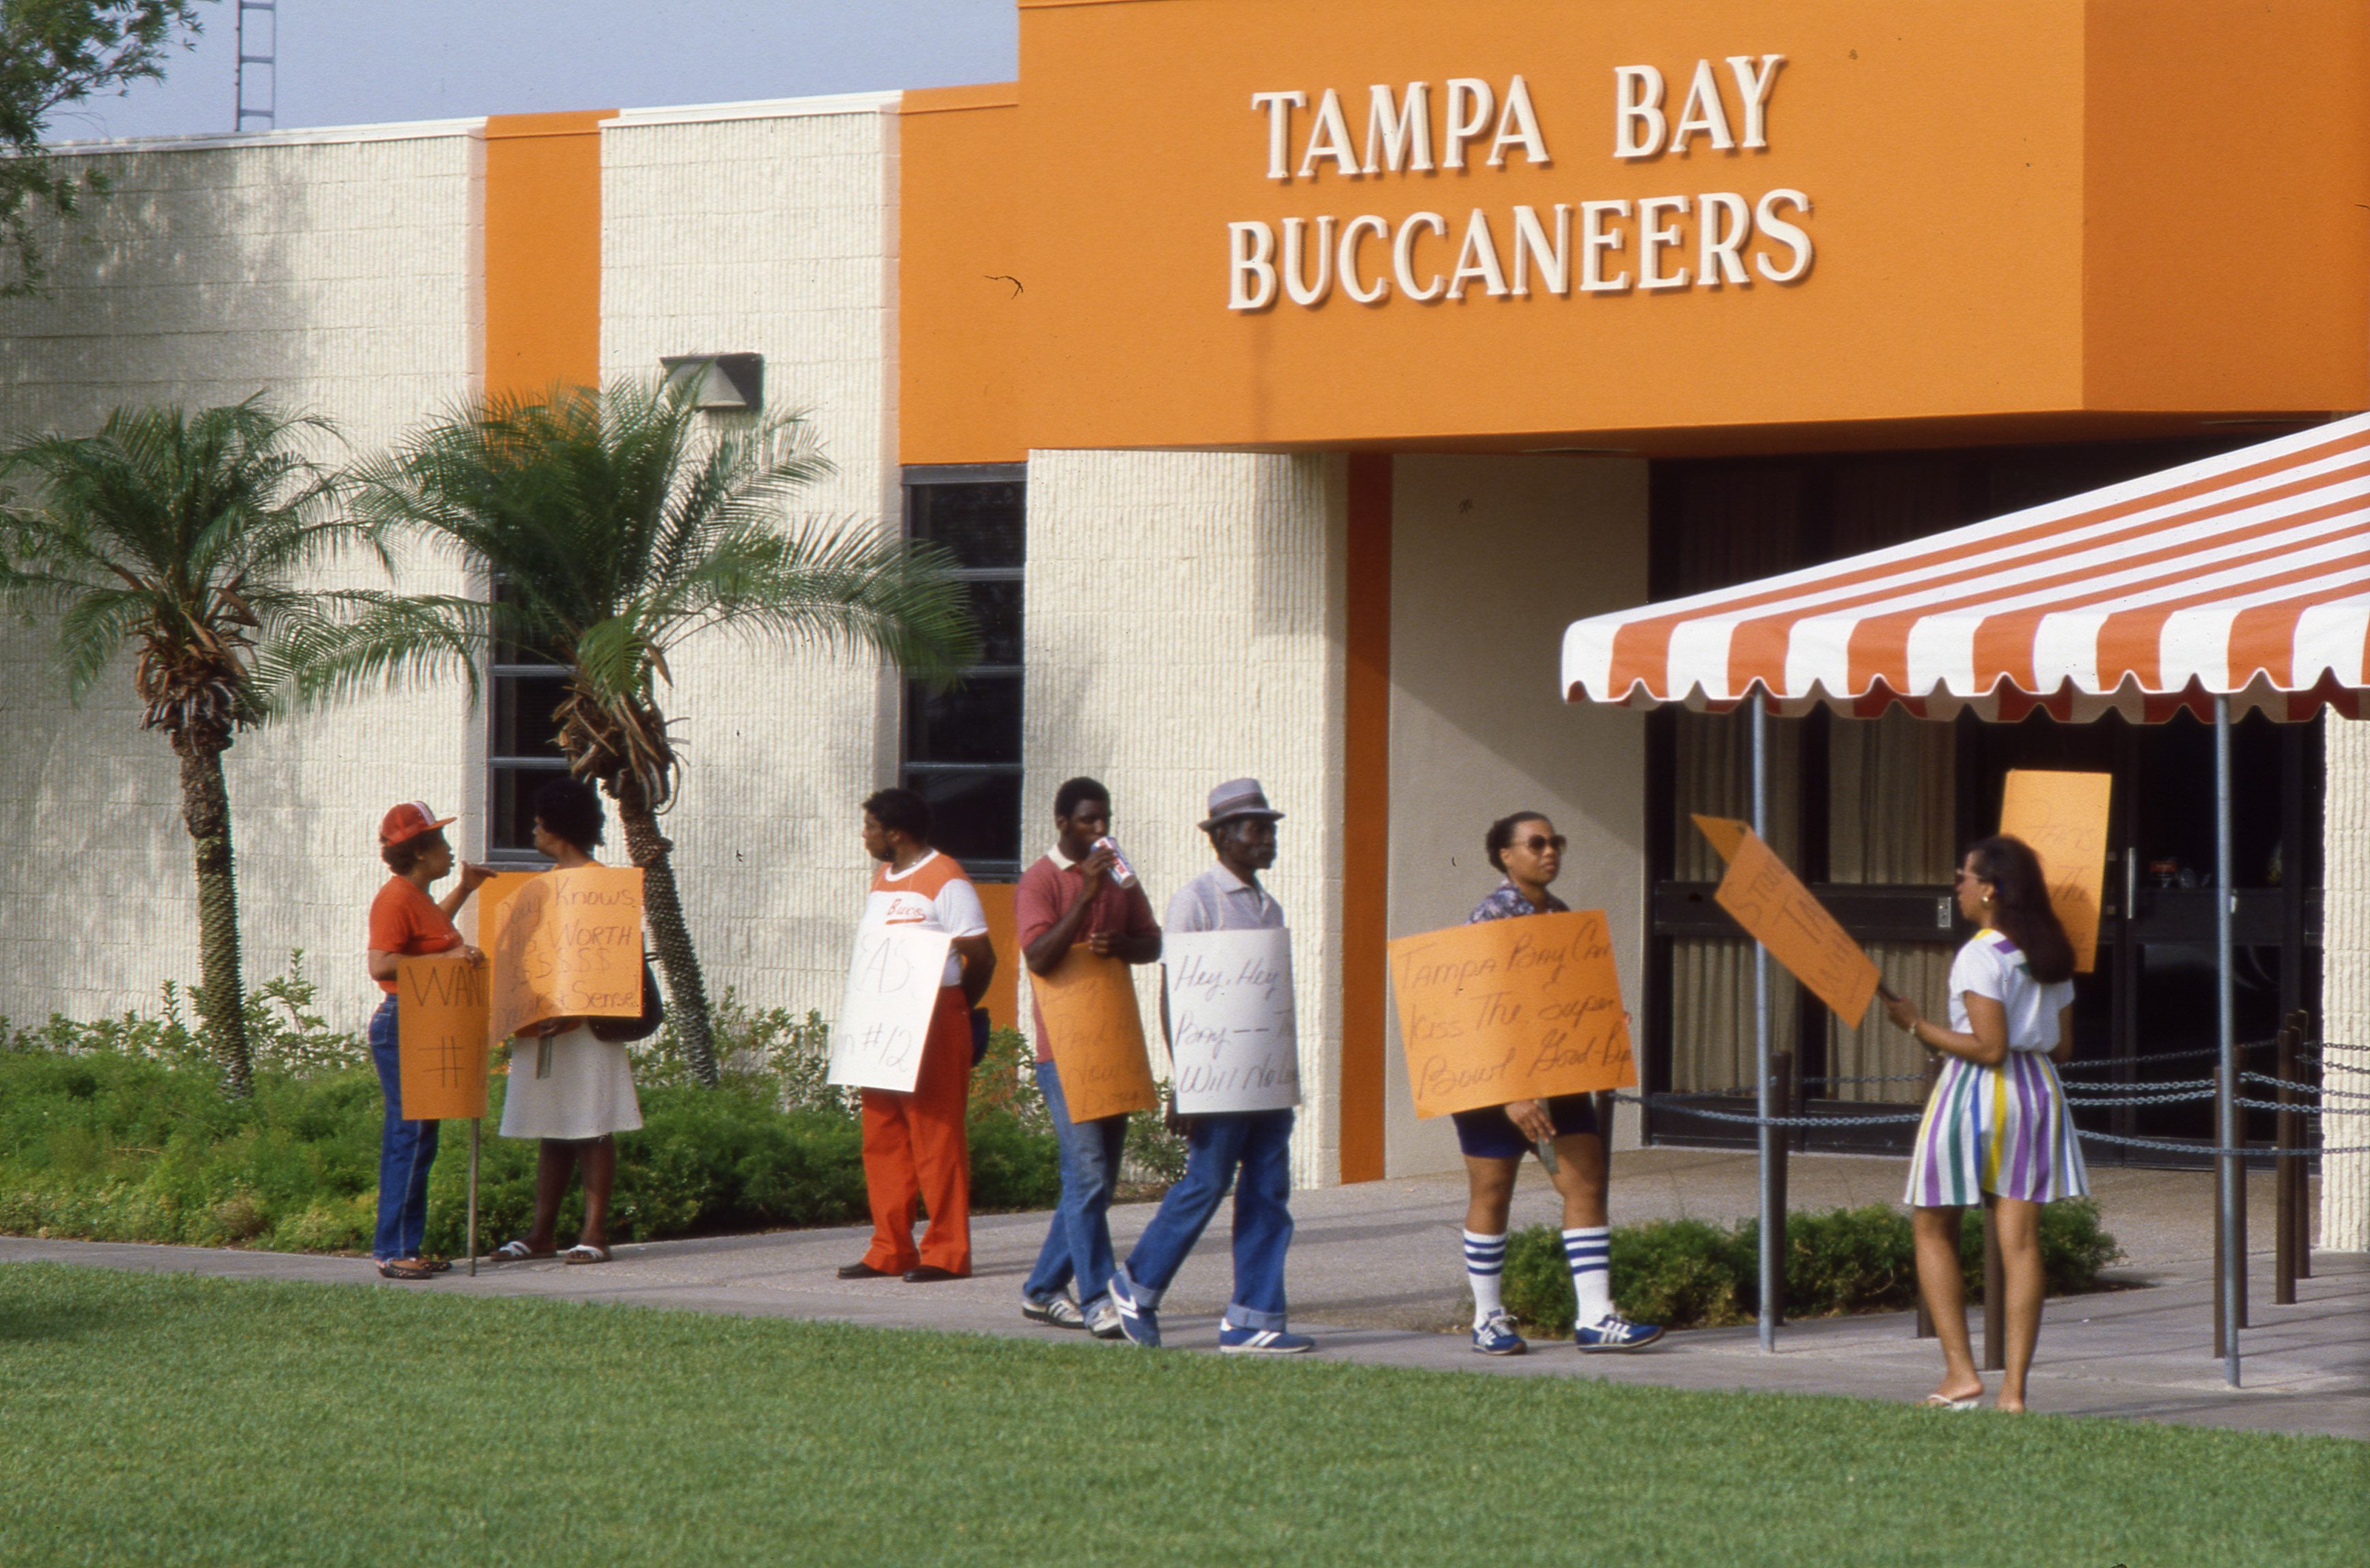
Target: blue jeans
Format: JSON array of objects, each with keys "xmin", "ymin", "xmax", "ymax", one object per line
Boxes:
[
  {"xmin": 369, "ymin": 993, "xmax": 439, "ymax": 1261},
  {"xmin": 1022, "ymin": 1059, "xmax": 1129, "ymax": 1312},
  {"xmin": 1115, "ymin": 1108, "xmax": 1295, "ymax": 1331}
]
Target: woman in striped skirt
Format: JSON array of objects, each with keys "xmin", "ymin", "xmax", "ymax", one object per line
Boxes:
[{"xmin": 1883, "ymin": 835, "xmax": 2085, "ymax": 1412}]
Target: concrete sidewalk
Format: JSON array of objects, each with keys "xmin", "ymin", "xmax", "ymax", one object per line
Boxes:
[{"xmin": 3, "ymin": 1151, "xmax": 2359, "ymax": 1440}]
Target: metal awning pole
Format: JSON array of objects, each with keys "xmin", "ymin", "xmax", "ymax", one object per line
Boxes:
[
  {"xmin": 1753, "ymin": 696, "xmax": 1777, "ymax": 1352},
  {"xmin": 2215, "ymin": 695, "xmax": 2240, "ymax": 1388}
]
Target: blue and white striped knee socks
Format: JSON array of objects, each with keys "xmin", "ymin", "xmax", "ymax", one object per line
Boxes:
[
  {"xmin": 1564, "ymin": 1225, "xmax": 1612, "ymax": 1326},
  {"xmin": 1463, "ymin": 1229, "xmax": 1507, "ymax": 1327}
]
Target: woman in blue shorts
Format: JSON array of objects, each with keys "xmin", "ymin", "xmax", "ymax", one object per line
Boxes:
[{"xmin": 1453, "ymin": 811, "xmax": 1662, "ymax": 1356}]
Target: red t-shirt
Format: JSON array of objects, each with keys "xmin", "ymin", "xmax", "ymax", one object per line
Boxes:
[
  {"xmin": 367, "ymin": 875, "xmax": 460, "ymax": 994},
  {"xmin": 1014, "ymin": 851, "xmax": 1160, "ymax": 1063}
]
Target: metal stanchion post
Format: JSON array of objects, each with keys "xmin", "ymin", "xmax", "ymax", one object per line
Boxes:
[
  {"xmin": 1771, "ymin": 1049, "xmax": 1792, "ymax": 1321},
  {"xmin": 1981, "ymin": 1198, "xmax": 2005, "ymax": 1372},
  {"xmin": 1914, "ymin": 1048, "xmax": 1939, "ymax": 1341},
  {"xmin": 467, "ymin": 1118, "xmax": 480, "ymax": 1278},
  {"xmin": 2287, "ymin": 1009, "xmax": 2313, "ymax": 1282},
  {"xmin": 1751, "ymin": 699, "xmax": 1778, "ymax": 1352},
  {"xmin": 2275, "ymin": 1025, "xmax": 2298, "ymax": 1305},
  {"xmin": 2213, "ymin": 694, "xmax": 2240, "ymax": 1387}
]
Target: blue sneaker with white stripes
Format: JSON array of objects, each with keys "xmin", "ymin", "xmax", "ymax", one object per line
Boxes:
[
  {"xmin": 1574, "ymin": 1312, "xmax": 1665, "ymax": 1352},
  {"xmin": 1109, "ymin": 1274, "xmax": 1161, "ymax": 1348},
  {"xmin": 1470, "ymin": 1310, "xmax": 1527, "ymax": 1356},
  {"xmin": 1218, "ymin": 1325, "xmax": 1315, "ymax": 1355}
]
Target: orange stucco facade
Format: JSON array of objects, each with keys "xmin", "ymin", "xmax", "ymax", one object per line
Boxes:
[{"xmin": 898, "ymin": 0, "xmax": 2370, "ymax": 465}]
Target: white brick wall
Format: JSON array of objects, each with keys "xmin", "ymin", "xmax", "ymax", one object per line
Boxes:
[
  {"xmin": 2321, "ymin": 716, "xmax": 2368, "ymax": 1250},
  {"xmin": 1020, "ymin": 450, "xmax": 1348, "ymax": 1187},
  {"xmin": 0, "ymin": 126, "xmax": 482, "ymax": 1035},
  {"xmin": 598, "ymin": 98, "xmax": 903, "ymax": 1024}
]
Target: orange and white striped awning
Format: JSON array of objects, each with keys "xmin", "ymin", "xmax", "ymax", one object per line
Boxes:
[{"xmin": 1563, "ymin": 413, "xmax": 2370, "ymax": 723}]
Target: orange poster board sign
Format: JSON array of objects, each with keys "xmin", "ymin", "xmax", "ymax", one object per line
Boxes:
[
  {"xmin": 1033, "ymin": 953, "xmax": 1159, "ymax": 1123},
  {"xmin": 2000, "ymin": 770, "xmax": 2113, "ymax": 974},
  {"xmin": 396, "ymin": 955, "xmax": 492, "ymax": 1121},
  {"xmin": 1705, "ymin": 823, "xmax": 1884, "ymax": 1028},
  {"xmin": 1386, "ymin": 910, "xmax": 1636, "ymax": 1120},
  {"xmin": 1692, "ymin": 814, "xmax": 1751, "ymax": 864},
  {"xmin": 464, "ymin": 870, "xmax": 541, "ymax": 947},
  {"xmin": 488, "ymin": 866, "xmax": 645, "ymax": 1041}
]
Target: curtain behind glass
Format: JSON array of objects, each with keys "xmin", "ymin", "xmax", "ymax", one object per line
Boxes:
[{"xmin": 1826, "ymin": 711, "xmax": 1956, "ymax": 1100}]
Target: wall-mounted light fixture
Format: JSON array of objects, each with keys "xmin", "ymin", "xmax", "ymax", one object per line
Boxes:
[{"xmin": 659, "ymin": 352, "xmax": 764, "ymax": 411}]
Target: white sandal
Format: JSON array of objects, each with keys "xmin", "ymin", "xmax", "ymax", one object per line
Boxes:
[
  {"xmin": 492, "ymin": 1239, "xmax": 554, "ymax": 1261},
  {"xmin": 561, "ymin": 1242, "xmax": 612, "ymax": 1265}
]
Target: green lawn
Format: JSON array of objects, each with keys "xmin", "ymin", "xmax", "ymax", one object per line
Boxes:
[{"xmin": 1, "ymin": 1264, "xmax": 2358, "ymax": 1567}]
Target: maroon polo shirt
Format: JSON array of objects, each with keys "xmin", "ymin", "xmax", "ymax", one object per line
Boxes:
[{"xmin": 1014, "ymin": 848, "xmax": 1160, "ymax": 1064}]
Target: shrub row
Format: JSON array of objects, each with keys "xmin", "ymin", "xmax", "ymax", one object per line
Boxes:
[
  {"xmin": 0, "ymin": 975, "xmax": 1198, "ymax": 1256},
  {"xmin": 1502, "ymin": 1201, "xmax": 2124, "ymax": 1334}
]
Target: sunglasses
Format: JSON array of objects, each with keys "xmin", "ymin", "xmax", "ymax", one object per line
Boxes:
[{"xmin": 1518, "ymin": 834, "xmax": 1567, "ymax": 854}]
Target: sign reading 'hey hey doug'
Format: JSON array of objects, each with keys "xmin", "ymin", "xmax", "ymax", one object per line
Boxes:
[{"xmin": 1227, "ymin": 57, "xmax": 1811, "ymax": 311}]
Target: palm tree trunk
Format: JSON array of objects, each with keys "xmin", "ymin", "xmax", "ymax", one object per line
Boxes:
[
  {"xmin": 613, "ymin": 776, "xmax": 718, "ymax": 1087},
  {"xmin": 173, "ymin": 729, "xmax": 251, "ymax": 1097}
]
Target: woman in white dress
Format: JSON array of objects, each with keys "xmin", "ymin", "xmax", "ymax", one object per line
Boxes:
[{"xmin": 494, "ymin": 777, "xmax": 653, "ymax": 1265}]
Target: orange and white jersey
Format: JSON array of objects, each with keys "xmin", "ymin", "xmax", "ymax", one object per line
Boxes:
[{"xmin": 863, "ymin": 850, "xmax": 988, "ymax": 988}]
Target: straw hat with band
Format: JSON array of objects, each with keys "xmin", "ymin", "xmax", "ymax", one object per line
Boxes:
[{"xmin": 1199, "ymin": 777, "xmax": 1284, "ymax": 831}]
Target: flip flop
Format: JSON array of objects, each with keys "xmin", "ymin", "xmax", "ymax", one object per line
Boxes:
[
  {"xmin": 1921, "ymin": 1392, "xmax": 1982, "ymax": 1410},
  {"xmin": 561, "ymin": 1242, "xmax": 612, "ymax": 1265},
  {"xmin": 492, "ymin": 1239, "xmax": 555, "ymax": 1261}
]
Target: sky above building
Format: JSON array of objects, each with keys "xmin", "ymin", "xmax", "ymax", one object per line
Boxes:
[{"xmin": 52, "ymin": 0, "xmax": 1019, "ymax": 141}]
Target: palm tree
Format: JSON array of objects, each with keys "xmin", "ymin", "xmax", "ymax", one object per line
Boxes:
[
  {"xmin": 285, "ymin": 380, "xmax": 977, "ymax": 1087},
  {"xmin": 0, "ymin": 398, "xmax": 351, "ymax": 1097}
]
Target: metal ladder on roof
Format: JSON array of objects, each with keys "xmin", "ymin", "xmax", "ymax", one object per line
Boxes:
[{"xmin": 234, "ymin": 0, "xmax": 275, "ymax": 132}]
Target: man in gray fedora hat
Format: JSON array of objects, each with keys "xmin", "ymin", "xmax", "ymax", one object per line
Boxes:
[{"xmin": 1107, "ymin": 777, "xmax": 1313, "ymax": 1354}]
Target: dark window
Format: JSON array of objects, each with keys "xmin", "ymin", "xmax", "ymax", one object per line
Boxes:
[
  {"xmin": 903, "ymin": 465, "xmax": 1024, "ymax": 881},
  {"xmin": 487, "ymin": 586, "xmax": 571, "ymax": 862}
]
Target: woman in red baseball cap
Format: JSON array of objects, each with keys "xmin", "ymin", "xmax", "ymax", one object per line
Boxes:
[{"xmin": 365, "ymin": 801, "xmax": 491, "ymax": 1280}]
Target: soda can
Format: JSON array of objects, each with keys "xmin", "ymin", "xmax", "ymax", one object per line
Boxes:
[{"xmin": 1092, "ymin": 835, "xmax": 1139, "ymax": 889}]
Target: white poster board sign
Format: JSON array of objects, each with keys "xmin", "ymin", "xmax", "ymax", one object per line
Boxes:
[
  {"xmin": 828, "ymin": 926, "xmax": 954, "ymax": 1093},
  {"xmin": 1162, "ymin": 927, "xmax": 1301, "ymax": 1115}
]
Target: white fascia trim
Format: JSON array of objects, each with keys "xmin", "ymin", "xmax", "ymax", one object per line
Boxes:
[
  {"xmin": 607, "ymin": 90, "xmax": 903, "ymax": 128},
  {"xmin": 44, "ymin": 117, "xmax": 488, "ymax": 156}
]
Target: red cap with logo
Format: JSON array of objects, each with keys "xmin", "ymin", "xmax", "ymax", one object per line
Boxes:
[{"xmin": 379, "ymin": 801, "xmax": 456, "ymax": 848}]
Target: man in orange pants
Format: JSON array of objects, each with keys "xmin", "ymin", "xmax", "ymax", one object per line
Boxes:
[{"xmin": 839, "ymin": 788, "xmax": 996, "ymax": 1282}]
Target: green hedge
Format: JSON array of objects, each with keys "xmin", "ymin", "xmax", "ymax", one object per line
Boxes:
[
  {"xmin": 0, "ymin": 990, "xmax": 1066, "ymax": 1254},
  {"xmin": 1502, "ymin": 1201, "xmax": 2123, "ymax": 1334}
]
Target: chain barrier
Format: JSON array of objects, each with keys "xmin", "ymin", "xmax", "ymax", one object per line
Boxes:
[
  {"xmin": 2061, "ymin": 1087, "xmax": 2218, "ymax": 1107},
  {"xmin": 2072, "ymin": 1127, "xmax": 2370, "ymax": 1158},
  {"xmin": 1608, "ymin": 1091, "xmax": 1924, "ymax": 1129},
  {"xmin": 2244, "ymin": 1071, "xmax": 2370, "ymax": 1100}
]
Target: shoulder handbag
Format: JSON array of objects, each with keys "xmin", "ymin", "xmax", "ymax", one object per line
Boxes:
[{"xmin": 589, "ymin": 955, "xmax": 667, "ymax": 1043}]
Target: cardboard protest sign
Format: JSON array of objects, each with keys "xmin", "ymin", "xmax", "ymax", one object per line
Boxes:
[
  {"xmin": 396, "ymin": 954, "xmax": 491, "ymax": 1121},
  {"xmin": 1692, "ymin": 813, "xmax": 1751, "ymax": 865},
  {"xmin": 488, "ymin": 866, "xmax": 645, "ymax": 1041},
  {"xmin": 1033, "ymin": 953, "xmax": 1158, "ymax": 1123},
  {"xmin": 1162, "ymin": 928, "xmax": 1301, "ymax": 1114},
  {"xmin": 1387, "ymin": 910, "xmax": 1635, "ymax": 1119},
  {"xmin": 462, "ymin": 869, "xmax": 539, "ymax": 947},
  {"xmin": 826, "ymin": 926, "xmax": 955, "ymax": 1093},
  {"xmin": 1709, "ymin": 827, "xmax": 1882, "ymax": 1027},
  {"xmin": 2000, "ymin": 769, "xmax": 2113, "ymax": 973}
]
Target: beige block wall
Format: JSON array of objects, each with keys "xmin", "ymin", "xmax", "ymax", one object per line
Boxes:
[
  {"xmin": 2320, "ymin": 716, "xmax": 2368, "ymax": 1251},
  {"xmin": 1383, "ymin": 455, "xmax": 1650, "ymax": 1178},
  {"xmin": 1020, "ymin": 449, "xmax": 1348, "ymax": 1188},
  {"xmin": 0, "ymin": 126, "xmax": 484, "ymax": 1033},
  {"xmin": 598, "ymin": 96, "xmax": 903, "ymax": 1020}
]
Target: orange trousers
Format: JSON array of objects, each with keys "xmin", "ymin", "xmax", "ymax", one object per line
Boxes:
[{"xmin": 859, "ymin": 985, "xmax": 973, "ymax": 1275}]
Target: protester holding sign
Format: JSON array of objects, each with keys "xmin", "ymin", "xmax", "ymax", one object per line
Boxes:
[
  {"xmin": 1451, "ymin": 812, "xmax": 1662, "ymax": 1356},
  {"xmin": 1883, "ymin": 835, "xmax": 2087, "ymax": 1413},
  {"xmin": 364, "ymin": 802, "xmax": 490, "ymax": 1280},
  {"xmin": 1016, "ymin": 776, "xmax": 1162, "ymax": 1338},
  {"xmin": 492, "ymin": 779, "xmax": 655, "ymax": 1266},
  {"xmin": 835, "ymin": 788, "xmax": 995, "ymax": 1283},
  {"xmin": 1108, "ymin": 779, "xmax": 1312, "ymax": 1354}
]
